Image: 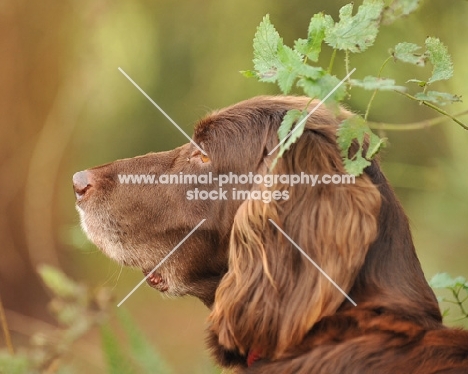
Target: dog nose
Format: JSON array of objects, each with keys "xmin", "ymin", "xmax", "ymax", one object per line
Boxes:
[{"xmin": 73, "ymin": 170, "xmax": 91, "ymax": 200}]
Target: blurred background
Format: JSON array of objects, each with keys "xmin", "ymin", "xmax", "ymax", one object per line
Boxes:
[{"xmin": 1, "ymin": 0, "xmax": 467, "ymax": 372}]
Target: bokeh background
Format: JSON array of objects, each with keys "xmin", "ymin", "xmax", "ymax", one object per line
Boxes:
[{"xmin": 1, "ymin": 0, "xmax": 467, "ymax": 372}]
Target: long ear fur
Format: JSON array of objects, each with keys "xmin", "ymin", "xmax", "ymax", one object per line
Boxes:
[{"xmin": 208, "ymin": 111, "xmax": 382, "ymax": 360}]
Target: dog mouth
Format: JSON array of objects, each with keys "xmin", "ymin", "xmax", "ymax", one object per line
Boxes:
[{"xmin": 143, "ymin": 270, "xmax": 169, "ymax": 292}]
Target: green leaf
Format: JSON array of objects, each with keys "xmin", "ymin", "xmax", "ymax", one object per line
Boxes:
[
  {"xmin": 271, "ymin": 109, "xmax": 308, "ymax": 170},
  {"xmin": 297, "ymin": 72, "xmax": 347, "ymax": 102},
  {"xmin": 117, "ymin": 309, "xmax": 172, "ymax": 374},
  {"xmin": 297, "ymin": 65, "xmax": 324, "ymax": 80},
  {"xmin": 351, "ymin": 76, "xmax": 406, "ymax": 92},
  {"xmin": 407, "ymin": 79, "xmax": 427, "ymax": 87},
  {"xmin": 414, "ymin": 91, "xmax": 462, "ymax": 105},
  {"xmin": 277, "ymin": 109, "xmax": 308, "ymax": 158},
  {"xmin": 240, "ymin": 70, "xmax": 258, "ymax": 78},
  {"xmin": 429, "ymin": 273, "xmax": 458, "ymax": 289},
  {"xmin": 454, "ymin": 276, "xmax": 468, "ymax": 286},
  {"xmin": 294, "ymin": 13, "xmax": 333, "ymax": 62},
  {"xmin": 253, "ymin": 15, "xmax": 283, "ymax": 82},
  {"xmin": 101, "ymin": 324, "xmax": 138, "ymax": 374},
  {"xmin": 325, "ymin": 0, "xmax": 384, "ymax": 53},
  {"xmin": 38, "ymin": 265, "xmax": 80, "ymax": 299},
  {"xmin": 382, "ymin": 0, "xmax": 421, "ymax": 24},
  {"xmin": 337, "ymin": 116, "xmax": 385, "ymax": 176},
  {"xmin": 392, "ymin": 42, "xmax": 426, "ymax": 66},
  {"xmin": 251, "ymin": 15, "xmax": 305, "ymax": 94},
  {"xmin": 425, "ymin": 37, "xmax": 453, "ymax": 84},
  {"xmin": 276, "ymin": 44, "xmax": 303, "ymax": 93}
]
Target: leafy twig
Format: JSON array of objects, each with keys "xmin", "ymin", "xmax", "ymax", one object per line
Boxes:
[
  {"xmin": 244, "ymin": 2, "xmax": 466, "ymax": 175},
  {"xmin": 429, "ymin": 273, "xmax": 468, "ymax": 323},
  {"xmin": 396, "ymin": 91, "xmax": 468, "ymax": 130},
  {"xmin": 452, "ymin": 287, "xmax": 468, "ymax": 319},
  {"xmin": 368, "ymin": 109, "xmax": 468, "ymax": 131}
]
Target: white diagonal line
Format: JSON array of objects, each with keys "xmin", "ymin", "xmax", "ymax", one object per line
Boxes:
[
  {"xmin": 268, "ymin": 219, "xmax": 357, "ymax": 306},
  {"xmin": 268, "ymin": 68, "xmax": 356, "ymax": 156},
  {"xmin": 117, "ymin": 219, "xmax": 206, "ymax": 307},
  {"xmin": 118, "ymin": 67, "xmax": 207, "ymax": 155}
]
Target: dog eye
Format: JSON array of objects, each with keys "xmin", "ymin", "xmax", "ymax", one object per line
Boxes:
[{"xmin": 200, "ymin": 154, "xmax": 210, "ymax": 163}]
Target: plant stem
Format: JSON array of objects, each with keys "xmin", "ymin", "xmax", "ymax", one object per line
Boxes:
[
  {"xmin": 0, "ymin": 293, "xmax": 14, "ymax": 355},
  {"xmin": 452, "ymin": 287, "xmax": 468, "ymax": 319},
  {"xmin": 365, "ymin": 91, "xmax": 378, "ymax": 121},
  {"xmin": 345, "ymin": 50, "xmax": 351, "ymax": 85},
  {"xmin": 328, "ymin": 49, "xmax": 337, "ymax": 74},
  {"xmin": 368, "ymin": 109, "xmax": 468, "ymax": 131},
  {"xmin": 395, "ymin": 91, "xmax": 468, "ymax": 130},
  {"xmin": 365, "ymin": 56, "xmax": 393, "ymax": 120}
]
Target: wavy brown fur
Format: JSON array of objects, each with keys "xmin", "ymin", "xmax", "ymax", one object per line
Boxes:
[
  {"xmin": 208, "ymin": 103, "xmax": 381, "ymax": 360},
  {"xmin": 74, "ymin": 96, "xmax": 468, "ymax": 373}
]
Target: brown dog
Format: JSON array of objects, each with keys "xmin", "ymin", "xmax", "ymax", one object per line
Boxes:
[{"xmin": 73, "ymin": 96, "xmax": 468, "ymax": 373}]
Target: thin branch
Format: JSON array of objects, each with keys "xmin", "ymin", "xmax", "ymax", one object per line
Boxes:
[
  {"xmin": 328, "ymin": 49, "xmax": 337, "ymax": 74},
  {"xmin": 452, "ymin": 288, "xmax": 468, "ymax": 318},
  {"xmin": 365, "ymin": 56, "xmax": 393, "ymax": 120},
  {"xmin": 368, "ymin": 109, "xmax": 468, "ymax": 131},
  {"xmin": 0, "ymin": 293, "xmax": 14, "ymax": 355},
  {"xmin": 396, "ymin": 91, "xmax": 468, "ymax": 130},
  {"xmin": 345, "ymin": 50, "xmax": 351, "ymax": 85}
]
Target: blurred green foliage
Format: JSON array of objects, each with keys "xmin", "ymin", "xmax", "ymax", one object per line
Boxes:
[
  {"xmin": 0, "ymin": 267, "xmax": 172, "ymax": 374},
  {"xmin": 430, "ymin": 273, "xmax": 468, "ymax": 322}
]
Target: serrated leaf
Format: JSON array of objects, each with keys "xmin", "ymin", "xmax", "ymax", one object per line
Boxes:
[
  {"xmin": 297, "ymin": 65, "xmax": 324, "ymax": 80},
  {"xmin": 297, "ymin": 72, "xmax": 347, "ymax": 102},
  {"xmin": 251, "ymin": 15, "xmax": 305, "ymax": 93},
  {"xmin": 38, "ymin": 265, "xmax": 80, "ymax": 299},
  {"xmin": 351, "ymin": 76, "xmax": 406, "ymax": 92},
  {"xmin": 429, "ymin": 273, "xmax": 457, "ymax": 289},
  {"xmin": 425, "ymin": 37, "xmax": 453, "ymax": 84},
  {"xmin": 382, "ymin": 0, "xmax": 421, "ymax": 24},
  {"xmin": 414, "ymin": 91, "xmax": 462, "ymax": 105},
  {"xmin": 276, "ymin": 44, "xmax": 303, "ymax": 93},
  {"xmin": 337, "ymin": 116, "xmax": 385, "ymax": 176},
  {"xmin": 253, "ymin": 15, "xmax": 283, "ymax": 82},
  {"xmin": 277, "ymin": 109, "xmax": 308, "ymax": 158},
  {"xmin": 392, "ymin": 42, "xmax": 426, "ymax": 66},
  {"xmin": 343, "ymin": 157, "xmax": 371, "ymax": 176},
  {"xmin": 367, "ymin": 129, "xmax": 386, "ymax": 160},
  {"xmin": 117, "ymin": 309, "xmax": 172, "ymax": 374},
  {"xmin": 325, "ymin": 0, "xmax": 384, "ymax": 53},
  {"xmin": 294, "ymin": 13, "xmax": 333, "ymax": 62},
  {"xmin": 277, "ymin": 109, "xmax": 303, "ymax": 142}
]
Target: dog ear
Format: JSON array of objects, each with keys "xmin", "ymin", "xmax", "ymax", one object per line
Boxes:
[{"xmin": 208, "ymin": 121, "xmax": 381, "ymax": 360}]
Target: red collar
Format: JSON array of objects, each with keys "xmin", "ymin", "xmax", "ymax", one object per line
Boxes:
[{"xmin": 247, "ymin": 349, "xmax": 262, "ymax": 367}]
